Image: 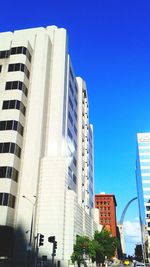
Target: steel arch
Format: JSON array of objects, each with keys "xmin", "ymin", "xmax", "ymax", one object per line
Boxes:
[{"xmin": 119, "ymin": 197, "xmax": 137, "ymax": 224}]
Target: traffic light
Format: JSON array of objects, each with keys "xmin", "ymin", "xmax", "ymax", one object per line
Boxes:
[
  {"xmin": 39, "ymin": 234, "xmax": 44, "ymax": 246},
  {"xmin": 53, "ymin": 241, "xmax": 57, "ymax": 256},
  {"xmin": 54, "ymin": 241, "xmax": 57, "ymax": 249},
  {"xmin": 48, "ymin": 236, "xmax": 55, "ymax": 243}
]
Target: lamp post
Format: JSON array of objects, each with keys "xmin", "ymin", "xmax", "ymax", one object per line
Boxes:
[{"xmin": 22, "ymin": 195, "xmax": 37, "ymax": 266}]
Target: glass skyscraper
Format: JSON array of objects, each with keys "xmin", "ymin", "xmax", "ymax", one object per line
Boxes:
[{"xmin": 136, "ymin": 133, "xmax": 150, "ymax": 260}]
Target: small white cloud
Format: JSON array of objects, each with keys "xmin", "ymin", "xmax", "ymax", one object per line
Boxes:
[{"xmin": 124, "ymin": 219, "xmax": 141, "ymax": 243}]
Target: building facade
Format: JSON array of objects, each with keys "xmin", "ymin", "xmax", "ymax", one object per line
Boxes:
[
  {"xmin": 0, "ymin": 26, "xmax": 97, "ymax": 266},
  {"xmin": 136, "ymin": 133, "xmax": 150, "ymax": 260},
  {"xmin": 117, "ymin": 224, "xmax": 125, "ymax": 256},
  {"xmin": 95, "ymin": 193, "xmax": 117, "ymax": 237}
]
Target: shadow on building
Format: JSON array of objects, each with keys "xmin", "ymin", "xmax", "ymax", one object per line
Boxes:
[{"xmin": 0, "ymin": 225, "xmax": 53, "ymax": 267}]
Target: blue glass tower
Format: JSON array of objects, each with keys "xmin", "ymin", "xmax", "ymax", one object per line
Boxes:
[{"xmin": 136, "ymin": 133, "xmax": 150, "ymax": 260}]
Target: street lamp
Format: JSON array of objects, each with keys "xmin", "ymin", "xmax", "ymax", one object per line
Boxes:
[{"xmin": 22, "ymin": 195, "xmax": 37, "ymax": 265}]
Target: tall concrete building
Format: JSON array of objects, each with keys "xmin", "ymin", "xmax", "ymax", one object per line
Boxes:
[
  {"xmin": 0, "ymin": 26, "xmax": 98, "ymax": 266},
  {"xmin": 136, "ymin": 133, "xmax": 150, "ymax": 260}
]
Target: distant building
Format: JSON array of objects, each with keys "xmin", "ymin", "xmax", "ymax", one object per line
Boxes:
[
  {"xmin": 136, "ymin": 133, "xmax": 150, "ymax": 260},
  {"xmin": 95, "ymin": 193, "xmax": 117, "ymax": 237},
  {"xmin": 0, "ymin": 25, "xmax": 98, "ymax": 266},
  {"xmin": 117, "ymin": 224, "xmax": 125, "ymax": 256}
]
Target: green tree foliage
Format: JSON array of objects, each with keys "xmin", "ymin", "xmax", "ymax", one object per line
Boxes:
[
  {"xmin": 71, "ymin": 228, "xmax": 120, "ymax": 265},
  {"xmin": 71, "ymin": 236, "xmax": 90, "ymax": 265},
  {"xmin": 94, "ymin": 229, "xmax": 120, "ymax": 263},
  {"xmin": 90, "ymin": 238, "xmax": 104, "ymax": 263}
]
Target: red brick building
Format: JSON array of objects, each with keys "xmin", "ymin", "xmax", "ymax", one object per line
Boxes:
[{"xmin": 95, "ymin": 193, "xmax": 117, "ymax": 237}]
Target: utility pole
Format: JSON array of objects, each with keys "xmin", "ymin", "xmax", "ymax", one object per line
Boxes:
[
  {"xmin": 34, "ymin": 233, "xmax": 44, "ymax": 267},
  {"xmin": 34, "ymin": 233, "xmax": 39, "ymax": 267},
  {"xmin": 22, "ymin": 195, "xmax": 37, "ymax": 267}
]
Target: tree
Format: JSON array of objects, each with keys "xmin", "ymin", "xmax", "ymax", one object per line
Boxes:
[
  {"xmin": 71, "ymin": 229, "xmax": 120, "ymax": 266},
  {"xmin": 90, "ymin": 238, "xmax": 105, "ymax": 263},
  {"xmin": 94, "ymin": 229, "xmax": 120, "ymax": 263},
  {"xmin": 71, "ymin": 236, "xmax": 90, "ymax": 266}
]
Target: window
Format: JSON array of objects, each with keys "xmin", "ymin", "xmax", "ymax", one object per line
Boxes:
[
  {"xmin": 74, "ymin": 125, "xmax": 77, "ymax": 135},
  {"xmin": 74, "ymin": 110, "xmax": 77, "ymax": 120},
  {"xmin": 5, "ymin": 81, "xmax": 28, "ymax": 97},
  {"xmin": 8, "ymin": 63, "xmax": 30, "ymax": 79},
  {"xmin": 10, "ymin": 143, "xmax": 15, "ymax": 154},
  {"xmin": 2, "ymin": 100, "xmax": 26, "ymax": 116},
  {"xmin": 74, "ymin": 83, "xmax": 78, "ymax": 95},
  {"xmin": 0, "ymin": 65, "xmax": 2, "ymax": 72},
  {"xmin": 10, "ymin": 46, "xmax": 31, "ymax": 62},
  {"xmin": 0, "ymin": 50, "xmax": 10, "ymax": 59},
  {"xmin": 0, "ymin": 120, "xmax": 23, "ymax": 136},
  {"xmin": 73, "ymin": 156, "xmax": 77, "ymax": 167},
  {"xmin": 3, "ymin": 143, "xmax": 9, "ymax": 153},
  {"xmin": 0, "ymin": 167, "xmax": 7, "ymax": 178},
  {"xmin": 69, "ymin": 67, "xmax": 74, "ymax": 82},
  {"xmin": 11, "ymin": 167, "xmax": 18, "ymax": 181},
  {"xmin": 6, "ymin": 121, "xmax": 13, "ymax": 130},
  {"xmin": 9, "ymin": 100, "xmax": 16, "ymax": 109},
  {"xmin": 8, "ymin": 194, "xmax": 16, "ymax": 208},
  {"xmin": 3, "ymin": 193, "xmax": 8, "ymax": 206},
  {"xmin": 68, "ymin": 128, "xmax": 73, "ymax": 140},
  {"xmin": 0, "ymin": 193, "xmax": 2, "ymax": 204},
  {"xmin": 69, "ymin": 96, "xmax": 73, "ymax": 110},
  {"xmin": 74, "ymin": 97, "xmax": 77, "ymax": 106},
  {"xmin": 73, "ymin": 173, "xmax": 77, "ymax": 184},
  {"xmin": 69, "ymin": 81, "xmax": 74, "ymax": 96},
  {"xmin": 0, "ymin": 142, "xmax": 21, "ymax": 158},
  {"xmin": 74, "ymin": 140, "xmax": 77, "ymax": 150},
  {"xmin": 68, "ymin": 111, "xmax": 73, "ymax": 125},
  {"xmin": 0, "ymin": 193, "xmax": 16, "ymax": 208}
]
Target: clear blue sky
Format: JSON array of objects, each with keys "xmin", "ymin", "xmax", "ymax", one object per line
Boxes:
[{"xmin": 1, "ymin": 0, "xmax": 150, "ymax": 255}]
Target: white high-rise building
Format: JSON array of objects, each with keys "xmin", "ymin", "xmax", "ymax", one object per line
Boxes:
[{"xmin": 0, "ymin": 26, "xmax": 98, "ymax": 266}]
